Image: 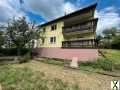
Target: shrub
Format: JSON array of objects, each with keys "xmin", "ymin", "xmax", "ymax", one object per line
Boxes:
[
  {"xmin": 0, "ymin": 48, "xmax": 29, "ymax": 56},
  {"xmin": 79, "ymin": 58, "xmax": 113, "ymax": 71},
  {"xmin": 97, "ymin": 58, "xmax": 113, "ymax": 71},
  {"xmin": 111, "ymin": 36, "xmax": 120, "ymax": 49},
  {"xmin": 19, "ymin": 52, "xmax": 31, "ymax": 63},
  {"xmin": 79, "ymin": 61, "xmax": 96, "ymax": 68},
  {"xmin": 114, "ymin": 64, "xmax": 120, "ymax": 70}
]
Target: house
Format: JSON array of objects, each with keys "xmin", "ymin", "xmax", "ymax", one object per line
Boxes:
[{"xmin": 34, "ymin": 3, "xmax": 99, "ymax": 61}]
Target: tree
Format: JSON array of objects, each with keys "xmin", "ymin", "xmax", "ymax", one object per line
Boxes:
[
  {"xmin": 102, "ymin": 28, "xmax": 117, "ymax": 48},
  {"xmin": 6, "ymin": 17, "xmax": 43, "ymax": 57},
  {"xmin": 111, "ymin": 36, "xmax": 120, "ymax": 49},
  {"xmin": 96, "ymin": 35, "xmax": 103, "ymax": 47},
  {"xmin": 103, "ymin": 28, "xmax": 116, "ymax": 38},
  {"xmin": 0, "ymin": 31, "xmax": 4, "ymax": 48}
]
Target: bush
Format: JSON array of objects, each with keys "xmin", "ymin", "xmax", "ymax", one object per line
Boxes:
[
  {"xmin": 0, "ymin": 48, "xmax": 29, "ymax": 56},
  {"xmin": 79, "ymin": 58, "xmax": 113, "ymax": 71},
  {"xmin": 79, "ymin": 61, "xmax": 97, "ymax": 68},
  {"xmin": 19, "ymin": 52, "xmax": 32, "ymax": 63},
  {"xmin": 111, "ymin": 36, "xmax": 120, "ymax": 49},
  {"xmin": 114, "ymin": 64, "xmax": 120, "ymax": 70},
  {"xmin": 97, "ymin": 58, "xmax": 113, "ymax": 71}
]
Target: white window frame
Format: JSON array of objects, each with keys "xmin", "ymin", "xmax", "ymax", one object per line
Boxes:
[{"xmin": 49, "ymin": 36, "xmax": 56, "ymax": 44}]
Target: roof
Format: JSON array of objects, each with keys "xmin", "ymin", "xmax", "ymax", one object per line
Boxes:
[{"xmin": 39, "ymin": 3, "xmax": 97, "ymax": 27}]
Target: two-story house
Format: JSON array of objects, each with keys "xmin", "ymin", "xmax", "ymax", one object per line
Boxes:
[{"xmin": 35, "ymin": 3, "xmax": 99, "ymax": 61}]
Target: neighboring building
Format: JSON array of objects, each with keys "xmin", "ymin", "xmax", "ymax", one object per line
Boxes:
[{"xmin": 35, "ymin": 3, "xmax": 99, "ymax": 61}]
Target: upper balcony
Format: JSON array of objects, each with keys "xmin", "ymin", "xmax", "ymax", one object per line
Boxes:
[{"xmin": 62, "ymin": 18, "xmax": 98, "ymax": 35}]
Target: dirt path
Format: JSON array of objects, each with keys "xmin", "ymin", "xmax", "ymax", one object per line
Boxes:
[{"xmin": 14, "ymin": 60, "xmax": 120, "ymax": 90}]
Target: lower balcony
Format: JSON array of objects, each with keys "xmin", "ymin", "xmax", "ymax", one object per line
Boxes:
[{"xmin": 62, "ymin": 39, "xmax": 97, "ymax": 48}]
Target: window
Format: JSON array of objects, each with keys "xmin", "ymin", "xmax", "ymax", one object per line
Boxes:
[
  {"xmin": 43, "ymin": 28, "xmax": 46, "ymax": 32},
  {"xmin": 50, "ymin": 37, "xmax": 56, "ymax": 44},
  {"xmin": 42, "ymin": 38, "xmax": 45, "ymax": 44},
  {"xmin": 51, "ymin": 24, "xmax": 57, "ymax": 31}
]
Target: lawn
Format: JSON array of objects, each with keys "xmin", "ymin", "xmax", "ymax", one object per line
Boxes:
[
  {"xmin": 99, "ymin": 49, "xmax": 120, "ymax": 64},
  {"xmin": 0, "ymin": 62, "xmax": 79, "ymax": 90},
  {"xmin": 0, "ymin": 49, "xmax": 120, "ymax": 90},
  {"xmin": 0, "ymin": 60, "xmax": 120, "ymax": 90}
]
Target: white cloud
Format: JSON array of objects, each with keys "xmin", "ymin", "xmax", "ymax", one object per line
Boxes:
[
  {"xmin": 0, "ymin": 0, "xmax": 78, "ymax": 25},
  {"xmin": 23, "ymin": 0, "xmax": 78, "ymax": 21},
  {"xmin": 64, "ymin": 2, "xmax": 77, "ymax": 14},
  {"xmin": 95, "ymin": 6, "xmax": 120, "ymax": 34},
  {"xmin": 0, "ymin": 0, "xmax": 25, "ymax": 25},
  {"xmin": 1, "ymin": 0, "xmax": 120, "ymax": 34}
]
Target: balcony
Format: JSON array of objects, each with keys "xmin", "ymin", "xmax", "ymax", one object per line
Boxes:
[
  {"xmin": 62, "ymin": 18, "xmax": 98, "ymax": 35},
  {"xmin": 62, "ymin": 39, "xmax": 97, "ymax": 48}
]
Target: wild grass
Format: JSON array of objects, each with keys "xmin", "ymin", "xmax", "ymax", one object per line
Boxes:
[
  {"xmin": 39, "ymin": 58, "xmax": 70, "ymax": 66},
  {"xmin": 0, "ymin": 65, "xmax": 79, "ymax": 90},
  {"xmin": 99, "ymin": 49, "xmax": 120, "ymax": 64},
  {"xmin": 99, "ymin": 49, "xmax": 120, "ymax": 70},
  {"xmin": 79, "ymin": 58, "xmax": 113, "ymax": 71},
  {"xmin": 0, "ymin": 49, "xmax": 119, "ymax": 89}
]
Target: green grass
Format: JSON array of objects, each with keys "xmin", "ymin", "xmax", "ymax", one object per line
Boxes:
[
  {"xmin": 78, "ymin": 49, "xmax": 120, "ymax": 71},
  {"xmin": 0, "ymin": 49, "xmax": 119, "ymax": 89},
  {"xmin": 99, "ymin": 49, "xmax": 120, "ymax": 70},
  {"xmin": 38, "ymin": 58, "xmax": 70, "ymax": 66},
  {"xmin": 100, "ymin": 49, "xmax": 120, "ymax": 64},
  {"xmin": 0, "ymin": 65, "xmax": 79, "ymax": 90},
  {"xmin": 0, "ymin": 60, "xmax": 119, "ymax": 90},
  {"xmin": 79, "ymin": 58, "xmax": 113, "ymax": 71}
]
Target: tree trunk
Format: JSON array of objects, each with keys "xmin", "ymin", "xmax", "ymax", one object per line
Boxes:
[{"xmin": 17, "ymin": 47, "xmax": 21, "ymax": 60}]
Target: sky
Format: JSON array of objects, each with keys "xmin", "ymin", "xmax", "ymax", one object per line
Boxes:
[{"xmin": 0, "ymin": 0, "xmax": 120, "ymax": 34}]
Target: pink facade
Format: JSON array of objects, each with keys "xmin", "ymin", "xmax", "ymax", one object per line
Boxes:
[{"xmin": 33, "ymin": 48, "xmax": 99, "ymax": 61}]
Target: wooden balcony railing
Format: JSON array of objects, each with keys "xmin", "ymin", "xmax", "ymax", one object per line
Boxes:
[
  {"xmin": 62, "ymin": 39, "xmax": 97, "ymax": 48},
  {"xmin": 62, "ymin": 18, "xmax": 98, "ymax": 34}
]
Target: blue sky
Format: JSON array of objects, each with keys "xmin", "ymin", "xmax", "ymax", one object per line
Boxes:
[{"xmin": 0, "ymin": 0, "xmax": 120, "ymax": 34}]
